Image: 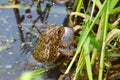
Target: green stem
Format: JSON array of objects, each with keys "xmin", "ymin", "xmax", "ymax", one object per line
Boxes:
[{"xmin": 98, "ymin": 0, "xmax": 109, "ymax": 80}]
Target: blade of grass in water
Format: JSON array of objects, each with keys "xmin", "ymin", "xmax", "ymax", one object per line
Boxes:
[
  {"xmin": 72, "ymin": 0, "xmax": 79, "ymax": 11},
  {"xmin": 92, "ymin": 0, "xmax": 102, "ymax": 9},
  {"xmin": 74, "ymin": 48, "xmax": 85, "ymax": 80},
  {"xmin": 83, "ymin": 37, "xmax": 93, "ymax": 80},
  {"xmin": 74, "ymin": 37, "xmax": 93, "ymax": 80},
  {"xmin": 98, "ymin": 0, "xmax": 110, "ymax": 80},
  {"xmin": 76, "ymin": 0, "xmax": 83, "ymax": 12},
  {"xmin": 91, "ymin": 14, "xmax": 105, "ymax": 66},
  {"xmin": 109, "ymin": 0, "xmax": 119, "ymax": 10},
  {"xmin": 110, "ymin": 6, "xmax": 120, "ymax": 14}
]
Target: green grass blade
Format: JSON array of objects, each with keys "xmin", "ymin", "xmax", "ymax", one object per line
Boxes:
[
  {"xmin": 110, "ymin": 6, "xmax": 120, "ymax": 14},
  {"xmin": 98, "ymin": 0, "xmax": 110, "ymax": 79},
  {"xmin": 83, "ymin": 37, "xmax": 93, "ymax": 80},
  {"xmin": 74, "ymin": 49, "xmax": 85, "ymax": 80},
  {"xmin": 92, "ymin": 0, "xmax": 102, "ymax": 9},
  {"xmin": 76, "ymin": 0, "xmax": 83, "ymax": 12},
  {"xmin": 109, "ymin": 0, "xmax": 119, "ymax": 10}
]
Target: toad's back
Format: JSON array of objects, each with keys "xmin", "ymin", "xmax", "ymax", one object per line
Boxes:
[{"xmin": 32, "ymin": 25, "xmax": 65, "ymax": 63}]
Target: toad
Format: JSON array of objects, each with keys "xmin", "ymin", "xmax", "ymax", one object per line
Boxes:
[{"xmin": 32, "ymin": 24, "xmax": 74, "ymax": 63}]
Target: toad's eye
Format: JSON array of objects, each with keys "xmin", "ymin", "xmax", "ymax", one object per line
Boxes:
[
  {"xmin": 56, "ymin": 27, "xmax": 64, "ymax": 36},
  {"xmin": 57, "ymin": 29, "xmax": 61, "ymax": 34}
]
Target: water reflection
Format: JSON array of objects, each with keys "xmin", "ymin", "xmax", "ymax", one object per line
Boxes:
[
  {"xmin": 12, "ymin": 0, "xmax": 55, "ymax": 54},
  {"xmin": 13, "ymin": 8, "xmax": 25, "ymax": 42},
  {"xmin": 11, "ymin": 0, "xmax": 74, "ymax": 54}
]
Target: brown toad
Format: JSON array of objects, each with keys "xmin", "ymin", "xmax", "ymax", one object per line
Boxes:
[{"xmin": 32, "ymin": 24, "xmax": 74, "ymax": 63}]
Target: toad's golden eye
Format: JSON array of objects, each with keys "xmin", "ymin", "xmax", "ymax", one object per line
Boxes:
[
  {"xmin": 56, "ymin": 27, "xmax": 65, "ymax": 37},
  {"xmin": 58, "ymin": 29, "xmax": 61, "ymax": 34}
]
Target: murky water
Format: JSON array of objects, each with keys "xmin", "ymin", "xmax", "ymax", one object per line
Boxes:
[{"xmin": 0, "ymin": 0, "xmax": 72, "ymax": 80}]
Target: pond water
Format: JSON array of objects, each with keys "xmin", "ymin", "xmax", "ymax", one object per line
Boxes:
[{"xmin": 0, "ymin": 0, "xmax": 73, "ymax": 80}]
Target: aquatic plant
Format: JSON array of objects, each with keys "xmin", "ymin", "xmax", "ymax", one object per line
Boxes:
[{"xmin": 65, "ymin": 0, "xmax": 120, "ymax": 80}]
